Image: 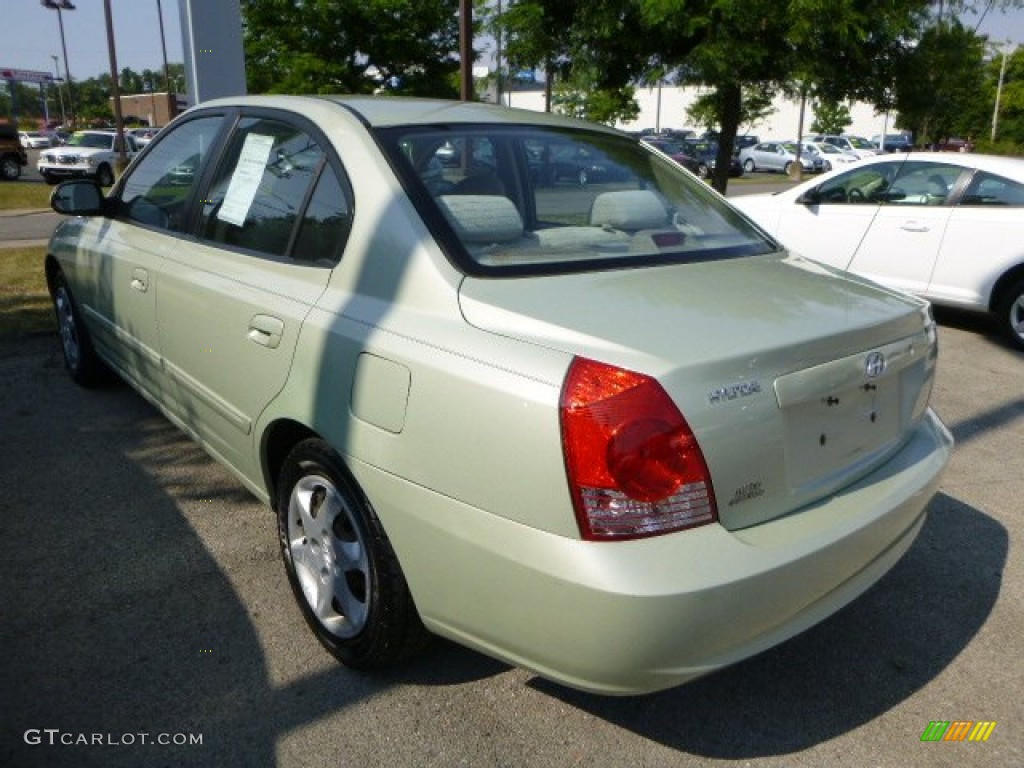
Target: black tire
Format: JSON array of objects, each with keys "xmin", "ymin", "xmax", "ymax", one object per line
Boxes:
[
  {"xmin": 96, "ymin": 163, "xmax": 114, "ymax": 188},
  {"xmin": 43, "ymin": 173, "xmax": 59, "ymax": 185},
  {"xmin": 743, "ymin": 158, "xmax": 755, "ymax": 173},
  {"xmin": 995, "ymin": 280, "xmax": 1024, "ymax": 350},
  {"xmin": 51, "ymin": 272, "xmax": 113, "ymax": 387},
  {"xmin": 277, "ymin": 439, "xmax": 428, "ymax": 669},
  {"xmin": 783, "ymin": 161, "xmax": 794, "ymax": 175},
  {"xmin": 1, "ymin": 155, "xmax": 20, "ymax": 181},
  {"xmin": 697, "ymin": 163, "xmax": 710, "ymax": 179}
]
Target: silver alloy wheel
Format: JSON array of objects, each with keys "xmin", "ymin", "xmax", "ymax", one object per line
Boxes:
[
  {"xmin": 54, "ymin": 285, "xmax": 82, "ymax": 371},
  {"xmin": 1009, "ymin": 292, "xmax": 1024, "ymax": 343},
  {"xmin": 287, "ymin": 473, "xmax": 370, "ymax": 639}
]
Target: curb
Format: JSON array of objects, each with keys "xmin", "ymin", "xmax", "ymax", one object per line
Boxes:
[{"xmin": 0, "ymin": 239, "xmax": 49, "ymax": 249}]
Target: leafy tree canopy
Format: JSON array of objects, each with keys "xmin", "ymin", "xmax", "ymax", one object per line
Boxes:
[
  {"xmin": 241, "ymin": 0, "xmax": 470, "ymax": 97},
  {"xmin": 810, "ymin": 100, "xmax": 853, "ymax": 136}
]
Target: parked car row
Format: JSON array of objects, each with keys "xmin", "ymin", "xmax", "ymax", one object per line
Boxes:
[
  {"xmin": 38, "ymin": 130, "xmax": 140, "ymax": 187},
  {"xmin": 640, "ymin": 136, "xmax": 744, "ymax": 178}
]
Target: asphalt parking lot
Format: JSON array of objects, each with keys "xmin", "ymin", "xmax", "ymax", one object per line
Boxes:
[{"xmin": 1, "ymin": 178, "xmax": 1021, "ymax": 767}]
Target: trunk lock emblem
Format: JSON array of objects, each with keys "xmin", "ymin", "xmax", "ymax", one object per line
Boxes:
[{"xmin": 865, "ymin": 351, "xmax": 886, "ymax": 379}]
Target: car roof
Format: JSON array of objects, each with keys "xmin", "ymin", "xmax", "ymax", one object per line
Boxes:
[
  {"xmin": 194, "ymin": 94, "xmax": 624, "ymax": 135},
  {"xmin": 856, "ymin": 151, "xmax": 1024, "ymax": 179}
]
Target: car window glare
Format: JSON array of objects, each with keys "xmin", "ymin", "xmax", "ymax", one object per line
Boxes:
[
  {"xmin": 383, "ymin": 126, "xmax": 774, "ymax": 273},
  {"xmin": 119, "ymin": 116, "xmax": 224, "ymax": 232},
  {"xmin": 198, "ymin": 118, "xmax": 326, "ymax": 258}
]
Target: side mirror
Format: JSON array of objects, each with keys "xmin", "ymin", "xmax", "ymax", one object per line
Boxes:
[
  {"xmin": 796, "ymin": 188, "xmax": 821, "ymax": 205},
  {"xmin": 50, "ymin": 180, "xmax": 107, "ymax": 216}
]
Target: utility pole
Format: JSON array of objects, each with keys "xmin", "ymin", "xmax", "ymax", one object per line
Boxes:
[
  {"xmin": 459, "ymin": 0, "xmax": 473, "ymax": 101},
  {"xmin": 103, "ymin": 0, "xmax": 128, "ymax": 173},
  {"xmin": 991, "ymin": 43, "xmax": 1012, "ymax": 143}
]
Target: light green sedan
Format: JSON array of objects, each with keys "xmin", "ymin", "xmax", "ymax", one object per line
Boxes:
[{"xmin": 45, "ymin": 95, "xmax": 952, "ymax": 695}]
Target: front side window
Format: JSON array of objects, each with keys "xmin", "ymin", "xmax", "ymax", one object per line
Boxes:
[
  {"xmin": 384, "ymin": 125, "xmax": 774, "ymax": 275},
  {"xmin": 815, "ymin": 161, "xmax": 901, "ymax": 204},
  {"xmin": 884, "ymin": 161, "xmax": 963, "ymax": 205},
  {"xmin": 198, "ymin": 117, "xmax": 328, "ymax": 258},
  {"xmin": 119, "ymin": 116, "xmax": 224, "ymax": 231}
]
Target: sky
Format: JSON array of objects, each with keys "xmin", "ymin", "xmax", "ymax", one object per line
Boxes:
[
  {"xmin": 1, "ymin": 1, "xmax": 185, "ymax": 83},
  {"xmin": 0, "ymin": 1, "xmax": 1021, "ymax": 87}
]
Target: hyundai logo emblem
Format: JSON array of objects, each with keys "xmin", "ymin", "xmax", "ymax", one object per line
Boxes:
[{"xmin": 865, "ymin": 351, "xmax": 886, "ymax": 379}]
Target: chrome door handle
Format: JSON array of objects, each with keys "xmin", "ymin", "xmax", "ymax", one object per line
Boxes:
[
  {"xmin": 247, "ymin": 314, "xmax": 284, "ymax": 349},
  {"xmin": 130, "ymin": 268, "xmax": 148, "ymax": 292},
  {"xmin": 899, "ymin": 221, "xmax": 929, "ymax": 232}
]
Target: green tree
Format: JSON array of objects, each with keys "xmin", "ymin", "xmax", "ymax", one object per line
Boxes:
[
  {"xmin": 498, "ymin": 1, "xmax": 933, "ymax": 192},
  {"xmin": 241, "ymin": 0, "xmax": 467, "ymax": 97},
  {"xmin": 810, "ymin": 100, "xmax": 853, "ymax": 135},
  {"xmin": 687, "ymin": 86, "xmax": 774, "ymax": 135},
  {"xmin": 893, "ymin": 20, "xmax": 988, "ymax": 145},
  {"xmin": 991, "ymin": 46, "xmax": 1024, "ymax": 144}
]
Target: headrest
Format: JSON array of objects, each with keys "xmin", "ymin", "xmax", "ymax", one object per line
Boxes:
[
  {"xmin": 436, "ymin": 195, "xmax": 524, "ymax": 243},
  {"xmin": 590, "ymin": 190, "xmax": 668, "ymax": 230}
]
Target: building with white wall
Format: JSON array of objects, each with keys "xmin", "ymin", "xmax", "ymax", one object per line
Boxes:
[{"xmin": 501, "ymin": 84, "xmax": 898, "ymax": 142}]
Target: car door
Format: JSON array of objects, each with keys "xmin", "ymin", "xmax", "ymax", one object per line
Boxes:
[
  {"xmin": 72, "ymin": 115, "xmax": 227, "ymax": 400},
  {"xmin": 847, "ymin": 161, "xmax": 963, "ymax": 296},
  {"xmin": 925, "ymin": 169, "xmax": 1024, "ymax": 308},
  {"xmin": 156, "ymin": 113, "xmax": 352, "ymax": 478},
  {"xmin": 770, "ymin": 159, "xmax": 904, "ymax": 269}
]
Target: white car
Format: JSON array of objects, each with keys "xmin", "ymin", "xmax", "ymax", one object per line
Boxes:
[
  {"xmin": 803, "ymin": 141, "xmax": 861, "ymax": 171},
  {"xmin": 811, "ymin": 135, "xmax": 880, "ymax": 160},
  {"xmin": 38, "ymin": 130, "xmax": 138, "ymax": 187},
  {"xmin": 19, "ymin": 130, "xmax": 53, "ymax": 149},
  {"xmin": 732, "ymin": 152, "xmax": 1024, "ymax": 348}
]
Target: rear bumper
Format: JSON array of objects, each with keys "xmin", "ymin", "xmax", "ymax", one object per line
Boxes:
[{"xmin": 358, "ymin": 408, "xmax": 952, "ymax": 695}]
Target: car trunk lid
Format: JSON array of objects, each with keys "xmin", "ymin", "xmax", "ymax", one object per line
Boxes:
[{"xmin": 458, "ymin": 253, "xmax": 938, "ymax": 530}]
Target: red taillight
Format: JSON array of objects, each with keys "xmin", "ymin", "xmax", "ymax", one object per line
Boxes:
[{"xmin": 560, "ymin": 357, "xmax": 718, "ymax": 540}]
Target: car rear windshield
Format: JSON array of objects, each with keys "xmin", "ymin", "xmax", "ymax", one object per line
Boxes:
[{"xmin": 377, "ymin": 125, "xmax": 776, "ymax": 276}]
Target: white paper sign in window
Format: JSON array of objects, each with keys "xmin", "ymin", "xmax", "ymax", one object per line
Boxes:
[{"xmin": 218, "ymin": 133, "xmax": 275, "ymax": 227}]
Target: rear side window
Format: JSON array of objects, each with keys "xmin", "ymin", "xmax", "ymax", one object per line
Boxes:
[
  {"xmin": 198, "ymin": 117, "xmax": 333, "ymax": 259},
  {"xmin": 961, "ymin": 171, "xmax": 1024, "ymax": 206}
]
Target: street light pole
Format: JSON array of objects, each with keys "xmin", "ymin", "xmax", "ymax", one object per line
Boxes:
[
  {"xmin": 156, "ymin": 0, "xmax": 171, "ymax": 94},
  {"xmin": 991, "ymin": 42, "xmax": 1012, "ymax": 143},
  {"xmin": 51, "ymin": 54, "xmax": 66, "ymax": 126},
  {"xmin": 41, "ymin": 1, "xmax": 76, "ymax": 125}
]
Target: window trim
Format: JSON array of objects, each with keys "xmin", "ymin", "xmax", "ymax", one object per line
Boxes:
[
  {"xmin": 112, "ymin": 106, "xmax": 355, "ymax": 268},
  {"xmin": 375, "ymin": 123, "xmax": 777, "ymax": 279}
]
